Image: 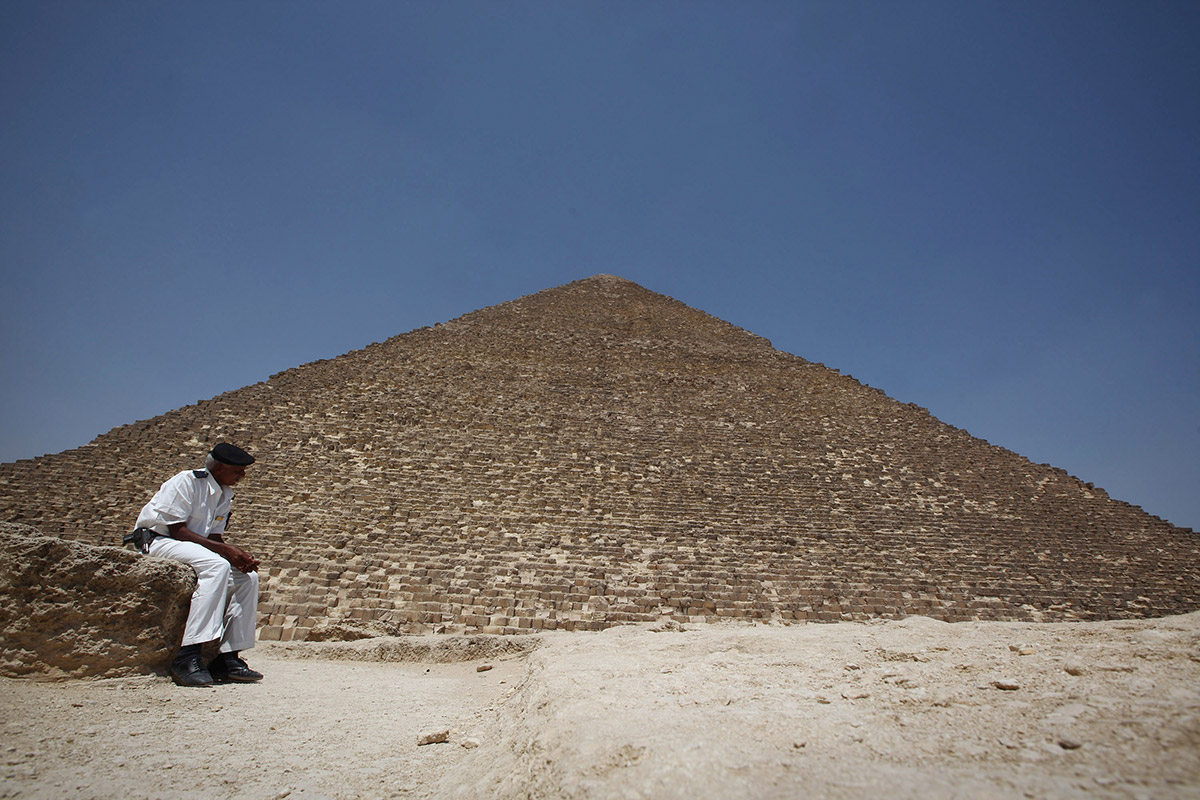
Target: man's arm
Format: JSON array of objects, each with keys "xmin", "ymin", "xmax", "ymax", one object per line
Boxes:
[{"xmin": 166, "ymin": 523, "xmax": 259, "ymax": 573}]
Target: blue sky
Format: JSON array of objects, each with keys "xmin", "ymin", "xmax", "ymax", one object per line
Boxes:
[{"xmin": 2, "ymin": 1, "xmax": 1197, "ymax": 530}]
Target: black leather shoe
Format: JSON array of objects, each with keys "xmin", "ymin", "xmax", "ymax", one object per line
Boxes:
[
  {"xmin": 208, "ymin": 655, "xmax": 264, "ymax": 683},
  {"xmin": 170, "ymin": 655, "xmax": 214, "ymax": 687}
]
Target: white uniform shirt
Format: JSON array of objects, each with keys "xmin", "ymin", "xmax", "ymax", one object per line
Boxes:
[{"xmin": 135, "ymin": 470, "xmax": 234, "ymax": 538}]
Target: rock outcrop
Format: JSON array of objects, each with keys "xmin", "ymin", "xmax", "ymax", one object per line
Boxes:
[
  {"xmin": 1, "ymin": 276, "xmax": 1197, "ymax": 642},
  {"xmin": 0, "ymin": 524, "xmax": 195, "ymax": 678}
]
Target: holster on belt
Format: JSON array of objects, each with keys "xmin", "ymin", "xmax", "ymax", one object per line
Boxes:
[{"xmin": 123, "ymin": 527, "xmax": 160, "ymax": 555}]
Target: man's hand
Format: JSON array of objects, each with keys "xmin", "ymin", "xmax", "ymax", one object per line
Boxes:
[
  {"xmin": 221, "ymin": 543, "xmax": 260, "ymax": 573},
  {"xmin": 209, "ymin": 534, "xmax": 259, "ymax": 573},
  {"xmin": 168, "ymin": 525, "xmax": 259, "ymax": 572}
]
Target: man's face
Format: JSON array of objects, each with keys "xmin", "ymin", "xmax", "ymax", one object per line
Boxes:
[{"xmin": 211, "ymin": 462, "xmax": 248, "ymax": 487}]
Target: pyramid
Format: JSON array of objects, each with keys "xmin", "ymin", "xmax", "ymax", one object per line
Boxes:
[{"xmin": 2, "ymin": 275, "xmax": 1197, "ymax": 639}]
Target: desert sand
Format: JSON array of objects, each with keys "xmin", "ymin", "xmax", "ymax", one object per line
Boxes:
[{"xmin": 2, "ymin": 613, "xmax": 1198, "ymax": 799}]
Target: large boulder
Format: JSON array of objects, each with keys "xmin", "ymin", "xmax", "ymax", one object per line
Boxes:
[{"xmin": 0, "ymin": 524, "xmax": 196, "ymax": 679}]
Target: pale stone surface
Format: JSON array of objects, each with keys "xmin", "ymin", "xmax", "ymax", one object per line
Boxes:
[
  {"xmin": 0, "ymin": 613, "xmax": 1196, "ymax": 799},
  {"xmin": 0, "ymin": 525, "xmax": 194, "ymax": 678}
]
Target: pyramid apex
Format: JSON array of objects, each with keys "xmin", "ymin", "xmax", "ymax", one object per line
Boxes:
[{"xmin": 566, "ymin": 274, "xmax": 642, "ymax": 288}]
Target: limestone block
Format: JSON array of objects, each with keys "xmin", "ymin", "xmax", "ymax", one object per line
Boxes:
[{"xmin": 0, "ymin": 527, "xmax": 195, "ymax": 679}]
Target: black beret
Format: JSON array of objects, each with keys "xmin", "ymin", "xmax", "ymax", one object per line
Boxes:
[{"xmin": 210, "ymin": 443, "xmax": 255, "ymax": 466}]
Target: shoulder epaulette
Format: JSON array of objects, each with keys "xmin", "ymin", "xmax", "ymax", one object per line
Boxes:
[{"xmin": 192, "ymin": 470, "xmax": 209, "ymax": 479}]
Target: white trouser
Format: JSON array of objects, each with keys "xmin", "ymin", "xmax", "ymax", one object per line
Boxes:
[{"xmin": 149, "ymin": 537, "xmax": 259, "ymax": 652}]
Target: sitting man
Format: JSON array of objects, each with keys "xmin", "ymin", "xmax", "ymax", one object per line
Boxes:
[{"xmin": 134, "ymin": 443, "xmax": 263, "ymax": 687}]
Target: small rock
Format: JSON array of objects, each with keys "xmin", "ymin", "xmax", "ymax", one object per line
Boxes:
[
  {"xmin": 460, "ymin": 738, "xmax": 481, "ymax": 749},
  {"xmin": 1063, "ymin": 662, "xmax": 1086, "ymax": 676},
  {"xmin": 844, "ymin": 663, "xmax": 861, "ymax": 671},
  {"xmin": 476, "ymin": 664, "xmax": 493, "ymax": 673},
  {"xmin": 417, "ymin": 730, "xmax": 451, "ymax": 746},
  {"xmin": 650, "ymin": 620, "xmax": 686, "ymax": 633},
  {"xmin": 1058, "ymin": 737, "xmax": 1083, "ymax": 750},
  {"xmin": 992, "ymin": 680, "xmax": 1020, "ymax": 691}
]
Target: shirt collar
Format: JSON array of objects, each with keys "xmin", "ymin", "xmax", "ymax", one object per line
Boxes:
[{"xmin": 201, "ymin": 470, "xmax": 234, "ymax": 500}]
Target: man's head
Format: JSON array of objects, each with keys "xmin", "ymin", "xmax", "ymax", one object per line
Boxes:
[{"xmin": 206, "ymin": 443, "xmax": 255, "ymax": 487}]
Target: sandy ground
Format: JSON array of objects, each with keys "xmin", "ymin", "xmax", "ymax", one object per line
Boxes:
[{"xmin": 2, "ymin": 613, "xmax": 1198, "ymax": 799}]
